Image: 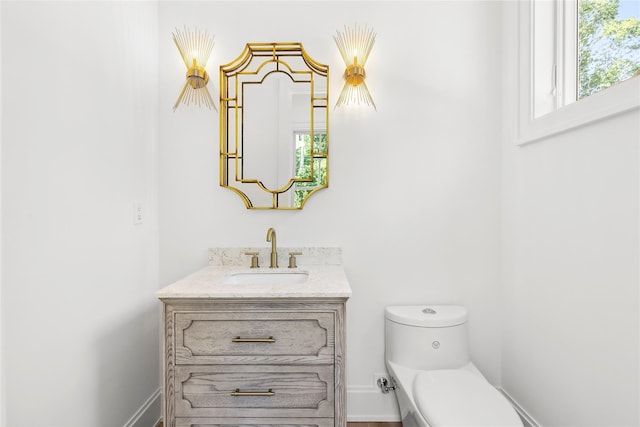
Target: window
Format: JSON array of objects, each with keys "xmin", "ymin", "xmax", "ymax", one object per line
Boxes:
[
  {"xmin": 578, "ymin": 0, "xmax": 640, "ymax": 98},
  {"xmin": 518, "ymin": 0, "xmax": 640, "ymax": 144}
]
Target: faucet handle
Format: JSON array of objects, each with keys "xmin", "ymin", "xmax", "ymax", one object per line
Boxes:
[
  {"xmin": 288, "ymin": 252, "xmax": 302, "ymax": 269},
  {"xmin": 244, "ymin": 252, "xmax": 260, "ymax": 268}
]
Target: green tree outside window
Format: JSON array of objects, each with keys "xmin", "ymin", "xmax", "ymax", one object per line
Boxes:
[{"xmin": 578, "ymin": 0, "xmax": 640, "ymax": 98}]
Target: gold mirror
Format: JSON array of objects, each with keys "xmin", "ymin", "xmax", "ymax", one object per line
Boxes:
[{"xmin": 220, "ymin": 43, "xmax": 329, "ymax": 210}]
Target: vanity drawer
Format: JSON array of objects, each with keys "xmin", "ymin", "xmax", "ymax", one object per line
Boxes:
[
  {"xmin": 174, "ymin": 364, "xmax": 334, "ymax": 418},
  {"xmin": 174, "ymin": 311, "xmax": 335, "ymax": 364},
  {"xmin": 175, "ymin": 417, "xmax": 334, "ymax": 427}
]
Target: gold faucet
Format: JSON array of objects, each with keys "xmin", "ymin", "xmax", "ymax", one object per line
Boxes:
[{"xmin": 266, "ymin": 227, "xmax": 278, "ymax": 268}]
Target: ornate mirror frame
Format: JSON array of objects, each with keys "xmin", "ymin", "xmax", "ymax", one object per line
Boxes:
[{"xmin": 220, "ymin": 42, "xmax": 329, "ymax": 210}]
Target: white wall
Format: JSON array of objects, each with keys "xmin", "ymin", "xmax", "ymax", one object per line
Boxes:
[
  {"xmin": 9, "ymin": 2, "xmax": 632, "ymax": 425},
  {"xmin": 158, "ymin": 1, "xmax": 503, "ymax": 420},
  {"xmin": 0, "ymin": 1, "xmax": 4, "ymax": 423},
  {"xmin": 1, "ymin": 2, "xmax": 160, "ymax": 426},
  {"xmin": 500, "ymin": 3, "xmax": 640, "ymax": 426}
]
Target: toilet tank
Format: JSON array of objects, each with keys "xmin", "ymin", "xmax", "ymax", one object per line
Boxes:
[{"xmin": 385, "ymin": 305, "xmax": 470, "ymax": 371}]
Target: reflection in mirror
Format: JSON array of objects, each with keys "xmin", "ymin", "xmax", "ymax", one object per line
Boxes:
[
  {"xmin": 220, "ymin": 43, "xmax": 329, "ymax": 209},
  {"xmin": 293, "ymin": 131, "xmax": 327, "ymax": 208}
]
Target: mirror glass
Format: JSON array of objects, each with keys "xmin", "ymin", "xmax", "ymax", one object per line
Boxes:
[{"xmin": 220, "ymin": 43, "xmax": 329, "ymax": 209}]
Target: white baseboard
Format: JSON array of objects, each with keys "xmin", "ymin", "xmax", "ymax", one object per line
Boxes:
[
  {"xmin": 347, "ymin": 385, "xmax": 401, "ymax": 422},
  {"xmin": 498, "ymin": 388, "xmax": 541, "ymax": 427},
  {"xmin": 124, "ymin": 389, "xmax": 162, "ymax": 427},
  {"xmin": 134, "ymin": 387, "xmax": 534, "ymax": 427}
]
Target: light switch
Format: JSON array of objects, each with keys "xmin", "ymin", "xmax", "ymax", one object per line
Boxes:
[{"xmin": 133, "ymin": 201, "xmax": 144, "ymax": 225}]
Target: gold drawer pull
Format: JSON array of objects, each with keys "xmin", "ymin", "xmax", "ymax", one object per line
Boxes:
[
  {"xmin": 231, "ymin": 336, "xmax": 275, "ymax": 343},
  {"xmin": 231, "ymin": 388, "xmax": 275, "ymax": 397}
]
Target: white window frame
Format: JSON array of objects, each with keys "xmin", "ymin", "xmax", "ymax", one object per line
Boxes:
[{"xmin": 517, "ymin": 0, "xmax": 640, "ymax": 145}]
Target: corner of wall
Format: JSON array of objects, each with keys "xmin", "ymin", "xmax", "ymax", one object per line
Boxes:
[
  {"xmin": 0, "ymin": 0, "xmax": 4, "ymax": 423},
  {"xmin": 123, "ymin": 389, "xmax": 162, "ymax": 427}
]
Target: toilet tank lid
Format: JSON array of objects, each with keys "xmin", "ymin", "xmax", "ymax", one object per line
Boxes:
[{"xmin": 385, "ymin": 305, "xmax": 467, "ymax": 327}]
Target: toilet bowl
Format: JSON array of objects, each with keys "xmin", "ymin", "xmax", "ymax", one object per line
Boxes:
[{"xmin": 384, "ymin": 305, "xmax": 523, "ymax": 427}]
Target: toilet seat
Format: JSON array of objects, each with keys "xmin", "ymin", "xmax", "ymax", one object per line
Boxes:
[{"xmin": 413, "ymin": 369, "xmax": 522, "ymax": 427}]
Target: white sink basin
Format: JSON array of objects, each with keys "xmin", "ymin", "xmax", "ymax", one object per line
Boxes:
[{"xmin": 221, "ymin": 270, "xmax": 309, "ymax": 285}]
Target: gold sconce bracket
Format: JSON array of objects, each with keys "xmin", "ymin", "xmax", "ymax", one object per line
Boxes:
[
  {"xmin": 187, "ymin": 62, "xmax": 209, "ymax": 89},
  {"xmin": 345, "ymin": 64, "xmax": 366, "ymax": 86}
]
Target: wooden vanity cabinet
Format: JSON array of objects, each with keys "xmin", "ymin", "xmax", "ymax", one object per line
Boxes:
[{"xmin": 161, "ymin": 298, "xmax": 347, "ymax": 427}]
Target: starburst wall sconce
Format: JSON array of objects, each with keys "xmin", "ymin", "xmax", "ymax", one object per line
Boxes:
[
  {"xmin": 172, "ymin": 26, "xmax": 217, "ymax": 112},
  {"xmin": 334, "ymin": 24, "xmax": 377, "ymax": 110}
]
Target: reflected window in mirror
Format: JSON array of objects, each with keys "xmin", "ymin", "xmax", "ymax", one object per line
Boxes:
[{"xmin": 293, "ymin": 131, "xmax": 327, "ymax": 208}]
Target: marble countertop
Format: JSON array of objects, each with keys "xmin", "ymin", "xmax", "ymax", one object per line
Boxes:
[{"xmin": 156, "ymin": 264, "xmax": 352, "ymax": 300}]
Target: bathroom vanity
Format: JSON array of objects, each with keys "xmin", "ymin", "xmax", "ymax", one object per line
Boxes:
[{"xmin": 156, "ymin": 249, "xmax": 351, "ymax": 427}]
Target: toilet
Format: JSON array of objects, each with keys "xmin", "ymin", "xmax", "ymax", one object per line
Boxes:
[{"xmin": 384, "ymin": 305, "xmax": 523, "ymax": 427}]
